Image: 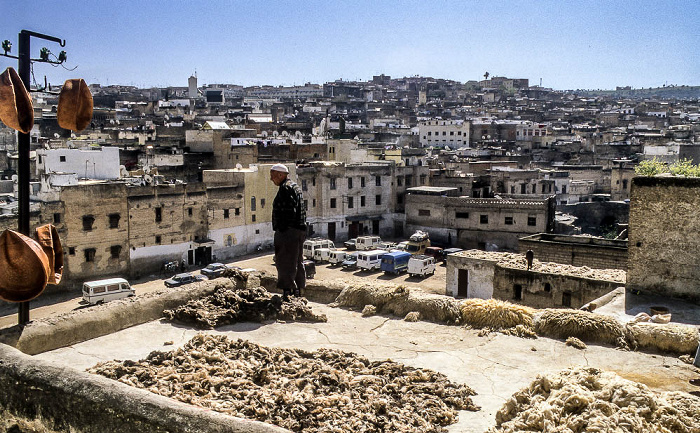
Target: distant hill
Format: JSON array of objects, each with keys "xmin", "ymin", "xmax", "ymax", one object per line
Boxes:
[{"xmin": 571, "ymin": 85, "xmax": 700, "ymax": 100}]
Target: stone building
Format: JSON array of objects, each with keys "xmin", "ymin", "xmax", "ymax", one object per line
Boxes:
[
  {"xmin": 627, "ymin": 176, "xmax": 700, "ymax": 303},
  {"xmin": 405, "ymin": 189, "xmax": 555, "ymax": 250},
  {"xmin": 445, "ymin": 250, "xmax": 624, "ymax": 309},
  {"xmin": 417, "ymin": 120, "xmax": 470, "ymax": 148}
]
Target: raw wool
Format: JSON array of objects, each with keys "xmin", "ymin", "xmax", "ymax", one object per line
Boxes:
[
  {"xmin": 361, "ymin": 305, "xmax": 377, "ymax": 317},
  {"xmin": 534, "ymin": 309, "xmax": 628, "ymax": 348},
  {"xmin": 565, "ymin": 336, "xmax": 587, "ymax": 350},
  {"xmin": 679, "ymin": 354, "xmax": 694, "ymax": 364},
  {"xmin": 404, "ymin": 311, "xmax": 420, "ymax": 322},
  {"xmin": 626, "ymin": 322, "xmax": 699, "ymax": 354},
  {"xmin": 0, "ymin": 410, "xmax": 60, "ymax": 433},
  {"xmin": 89, "ymin": 334, "xmax": 479, "ymax": 433},
  {"xmin": 163, "ymin": 286, "xmax": 327, "ymax": 329},
  {"xmin": 488, "ymin": 367, "xmax": 700, "ymax": 433},
  {"xmin": 460, "ymin": 298, "xmax": 536, "ymax": 330},
  {"xmin": 334, "ymin": 283, "xmax": 462, "ymax": 325},
  {"xmin": 500, "ymin": 324, "xmax": 538, "ymax": 339}
]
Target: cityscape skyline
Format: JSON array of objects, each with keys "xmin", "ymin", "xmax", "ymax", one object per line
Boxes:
[{"xmin": 2, "ymin": 0, "xmax": 699, "ymax": 91}]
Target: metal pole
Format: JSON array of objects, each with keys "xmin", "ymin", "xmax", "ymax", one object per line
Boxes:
[{"xmin": 17, "ymin": 31, "xmax": 31, "ymax": 324}]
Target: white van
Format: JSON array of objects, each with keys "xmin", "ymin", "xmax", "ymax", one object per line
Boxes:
[
  {"xmin": 407, "ymin": 255, "xmax": 436, "ymax": 277},
  {"xmin": 357, "ymin": 249, "xmax": 386, "ymax": 271},
  {"xmin": 313, "ymin": 247, "xmax": 333, "ymax": 263},
  {"xmin": 303, "ymin": 238, "xmax": 336, "ymax": 260},
  {"xmin": 356, "ymin": 236, "xmax": 381, "ymax": 251},
  {"xmin": 328, "ymin": 250, "xmax": 347, "ymax": 265},
  {"xmin": 82, "ymin": 278, "xmax": 134, "ymax": 305}
]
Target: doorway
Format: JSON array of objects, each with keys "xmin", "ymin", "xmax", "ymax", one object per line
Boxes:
[
  {"xmin": 328, "ymin": 222, "xmax": 336, "ymax": 241},
  {"xmin": 457, "ymin": 269, "xmax": 469, "ymax": 297}
]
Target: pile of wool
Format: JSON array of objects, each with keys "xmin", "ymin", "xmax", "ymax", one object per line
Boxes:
[
  {"xmin": 163, "ymin": 286, "xmax": 326, "ymax": 329},
  {"xmin": 361, "ymin": 305, "xmax": 377, "ymax": 317},
  {"xmin": 534, "ymin": 309, "xmax": 628, "ymax": 348},
  {"xmin": 565, "ymin": 337, "xmax": 587, "ymax": 350},
  {"xmin": 0, "ymin": 411, "xmax": 59, "ymax": 433},
  {"xmin": 89, "ymin": 334, "xmax": 479, "ymax": 433},
  {"xmin": 625, "ymin": 322, "xmax": 699, "ymax": 354},
  {"xmin": 488, "ymin": 367, "xmax": 700, "ymax": 433},
  {"xmin": 460, "ymin": 298, "xmax": 536, "ymax": 331},
  {"xmin": 333, "ymin": 284, "xmax": 462, "ymax": 324}
]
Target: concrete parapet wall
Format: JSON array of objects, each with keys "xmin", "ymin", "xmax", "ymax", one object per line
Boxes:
[
  {"xmin": 0, "ymin": 343, "xmax": 289, "ymax": 433},
  {"xmin": 520, "ymin": 234, "xmax": 628, "ymax": 271}
]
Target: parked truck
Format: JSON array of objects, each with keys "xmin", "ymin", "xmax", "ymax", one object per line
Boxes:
[
  {"xmin": 380, "ymin": 251, "xmax": 412, "ymax": 275},
  {"xmin": 406, "ymin": 230, "xmax": 431, "ymax": 255}
]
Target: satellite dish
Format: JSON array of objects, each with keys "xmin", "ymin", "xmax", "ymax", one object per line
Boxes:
[
  {"xmin": 235, "ymin": 163, "xmax": 243, "ymax": 169},
  {"xmin": 54, "ymin": 133, "xmax": 60, "ymax": 138}
]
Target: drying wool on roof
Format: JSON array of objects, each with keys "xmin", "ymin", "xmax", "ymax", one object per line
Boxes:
[
  {"xmin": 89, "ymin": 334, "xmax": 479, "ymax": 433},
  {"xmin": 404, "ymin": 311, "xmax": 420, "ymax": 322},
  {"xmin": 333, "ymin": 283, "xmax": 462, "ymax": 324},
  {"xmin": 460, "ymin": 298, "xmax": 536, "ymax": 331},
  {"xmin": 163, "ymin": 286, "xmax": 326, "ymax": 329},
  {"xmin": 487, "ymin": 367, "xmax": 700, "ymax": 433},
  {"xmin": 565, "ymin": 336, "xmax": 587, "ymax": 350},
  {"xmin": 534, "ymin": 309, "xmax": 628, "ymax": 348},
  {"xmin": 361, "ymin": 304, "xmax": 377, "ymax": 317},
  {"xmin": 625, "ymin": 322, "xmax": 699, "ymax": 354}
]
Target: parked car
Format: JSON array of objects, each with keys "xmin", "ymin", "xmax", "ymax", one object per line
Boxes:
[
  {"xmin": 164, "ymin": 272, "xmax": 207, "ymax": 287},
  {"xmin": 200, "ymin": 262, "xmax": 228, "ymax": 278},
  {"xmin": 424, "ymin": 246, "xmax": 444, "ymax": 260},
  {"xmin": 328, "ymin": 250, "xmax": 347, "ymax": 265},
  {"xmin": 341, "ymin": 252, "xmax": 359, "ymax": 269},
  {"xmin": 377, "ymin": 241, "xmax": 397, "ymax": 251},
  {"xmin": 303, "ymin": 259, "xmax": 316, "ymax": 279},
  {"xmin": 442, "ymin": 248, "xmax": 464, "ymax": 264},
  {"xmin": 82, "ymin": 278, "xmax": 134, "ymax": 305},
  {"xmin": 407, "ymin": 255, "xmax": 436, "ymax": 278},
  {"xmin": 344, "ymin": 238, "xmax": 357, "ymax": 250},
  {"xmin": 380, "ymin": 251, "xmax": 412, "ymax": 275}
]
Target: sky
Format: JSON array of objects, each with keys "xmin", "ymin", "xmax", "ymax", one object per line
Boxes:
[{"xmin": 2, "ymin": 0, "xmax": 698, "ymax": 91}]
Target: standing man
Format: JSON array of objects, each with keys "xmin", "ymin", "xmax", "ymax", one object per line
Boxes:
[{"xmin": 270, "ymin": 163, "xmax": 307, "ymax": 300}]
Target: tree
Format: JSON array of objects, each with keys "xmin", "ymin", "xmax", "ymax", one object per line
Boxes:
[{"xmin": 484, "ymin": 72, "xmax": 490, "ymax": 80}]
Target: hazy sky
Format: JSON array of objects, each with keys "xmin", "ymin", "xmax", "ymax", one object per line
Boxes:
[{"xmin": 2, "ymin": 0, "xmax": 698, "ymax": 90}]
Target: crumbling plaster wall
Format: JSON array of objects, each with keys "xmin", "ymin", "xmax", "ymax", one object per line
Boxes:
[{"xmin": 628, "ymin": 176, "xmax": 700, "ymax": 303}]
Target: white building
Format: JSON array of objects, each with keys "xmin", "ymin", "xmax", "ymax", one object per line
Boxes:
[
  {"xmin": 36, "ymin": 146, "xmax": 121, "ymax": 180},
  {"xmin": 417, "ymin": 120, "xmax": 470, "ymax": 148}
]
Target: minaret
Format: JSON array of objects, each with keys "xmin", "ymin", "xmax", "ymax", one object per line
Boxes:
[{"xmin": 188, "ymin": 73, "xmax": 197, "ymax": 99}]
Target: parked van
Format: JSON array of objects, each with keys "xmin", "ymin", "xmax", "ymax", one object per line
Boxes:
[
  {"xmin": 82, "ymin": 278, "xmax": 134, "ymax": 305},
  {"xmin": 328, "ymin": 250, "xmax": 347, "ymax": 265},
  {"xmin": 357, "ymin": 249, "xmax": 386, "ymax": 271},
  {"xmin": 356, "ymin": 236, "xmax": 382, "ymax": 251},
  {"xmin": 442, "ymin": 247, "xmax": 464, "ymax": 264},
  {"xmin": 406, "ymin": 230, "xmax": 431, "ymax": 255},
  {"xmin": 303, "ymin": 238, "xmax": 335, "ymax": 260},
  {"xmin": 407, "ymin": 255, "xmax": 436, "ymax": 277},
  {"xmin": 380, "ymin": 251, "xmax": 412, "ymax": 275},
  {"xmin": 313, "ymin": 247, "xmax": 333, "ymax": 263}
]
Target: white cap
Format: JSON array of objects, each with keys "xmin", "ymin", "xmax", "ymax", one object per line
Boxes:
[{"xmin": 270, "ymin": 163, "xmax": 289, "ymax": 173}]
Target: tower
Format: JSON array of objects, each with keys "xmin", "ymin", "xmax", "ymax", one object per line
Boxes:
[{"xmin": 188, "ymin": 74, "xmax": 197, "ymax": 99}]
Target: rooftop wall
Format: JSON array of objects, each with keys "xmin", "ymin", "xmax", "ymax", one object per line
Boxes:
[
  {"xmin": 627, "ymin": 176, "xmax": 700, "ymax": 303},
  {"xmin": 519, "ymin": 233, "xmax": 628, "ymax": 270}
]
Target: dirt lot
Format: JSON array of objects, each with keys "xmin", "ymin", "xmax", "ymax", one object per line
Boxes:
[{"xmin": 0, "ymin": 250, "xmax": 447, "ymax": 329}]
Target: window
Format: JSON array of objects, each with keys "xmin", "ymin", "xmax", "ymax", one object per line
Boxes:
[
  {"xmin": 84, "ymin": 248, "xmax": 96, "ymax": 262},
  {"xmin": 330, "ymin": 178, "xmax": 336, "ymax": 190},
  {"xmin": 622, "ymin": 179, "xmax": 628, "ymax": 190},
  {"xmin": 312, "ymin": 199, "xmax": 316, "ymax": 208},
  {"xmin": 251, "ymin": 196, "xmax": 256, "ymax": 211},
  {"xmin": 109, "ymin": 213, "xmax": 120, "ymax": 229},
  {"xmin": 544, "ymin": 283, "xmax": 552, "ymax": 293},
  {"xmin": 480, "ymin": 215, "xmax": 488, "ymax": 224},
  {"xmin": 375, "ymin": 176, "xmax": 381, "ymax": 186},
  {"xmin": 252, "ymin": 214, "xmax": 256, "ymax": 222},
  {"xmin": 375, "ymin": 195, "xmax": 381, "ymax": 205},
  {"xmin": 348, "ymin": 177, "xmax": 353, "ymax": 188},
  {"xmin": 53, "ymin": 213, "xmax": 61, "ymax": 224},
  {"xmin": 361, "ymin": 177, "xmax": 366, "ymax": 188},
  {"xmin": 562, "ymin": 185, "xmax": 567, "ymax": 194},
  {"xmin": 527, "ymin": 216, "xmax": 537, "ymax": 226},
  {"xmin": 360, "ymin": 196, "xmax": 366, "ymax": 207},
  {"xmin": 155, "ymin": 235, "xmax": 161, "ymax": 244},
  {"xmin": 450, "ymin": 131, "xmax": 454, "ymax": 135},
  {"xmin": 235, "ymin": 208, "xmax": 240, "ymax": 216},
  {"xmin": 224, "ymin": 209, "xmax": 230, "ymax": 219},
  {"xmin": 59, "ymin": 155, "xmax": 66, "ymax": 162},
  {"xmin": 303, "ymin": 199, "xmax": 308, "ymax": 210},
  {"xmin": 505, "ymin": 216, "xmax": 514, "ymax": 225},
  {"xmin": 68, "ymin": 247, "xmax": 75, "ymax": 255},
  {"xmin": 155, "ymin": 207, "xmax": 162, "ymax": 223},
  {"xmin": 418, "ymin": 209, "xmax": 431, "ymax": 216},
  {"xmin": 302, "ymin": 180, "xmax": 308, "ymax": 191},
  {"xmin": 330, "ymin": 198, "xmax": 337, "ymax": 208},
  {"xmin": 456, "ymin": 212, "xmax": 469, "ymax": 219},
  {"xmin": 110, "ymin": 245, "xmax": 121, "ymax": 259},
  {"xmin": 312, "ymin": 177, "xmax": 316, "ymax": 186},
  {"xmin": 348, "ymin": 197, "xmax": 354, "ymax": 208},
  {"xmin": 260, "ymin": 198, "xmax": 266, "ymax": 208},
  {"xmin": 82, "ymin": 215, "xmax": 95, "ymax": 231},
  {"xmin": 188, "ymin": 207, "xmax": 193, "ymax": 216},
  {"xmin": 520, "ymin": 184, "xmax": 526, "ymax": 194},
  {"xmin": 397, "ymin": 177, "xmax": 403, "ymax": 187}
]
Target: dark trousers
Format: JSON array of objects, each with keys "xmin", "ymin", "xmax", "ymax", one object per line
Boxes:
[{"xmin": 274, "ymin": 228, "xmax": 306, "ymax": 294}]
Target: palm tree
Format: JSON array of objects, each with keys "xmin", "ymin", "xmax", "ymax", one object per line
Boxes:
[{"xmin": 484, "ymin": 72, "xmax": 490, "ymax": 80}]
